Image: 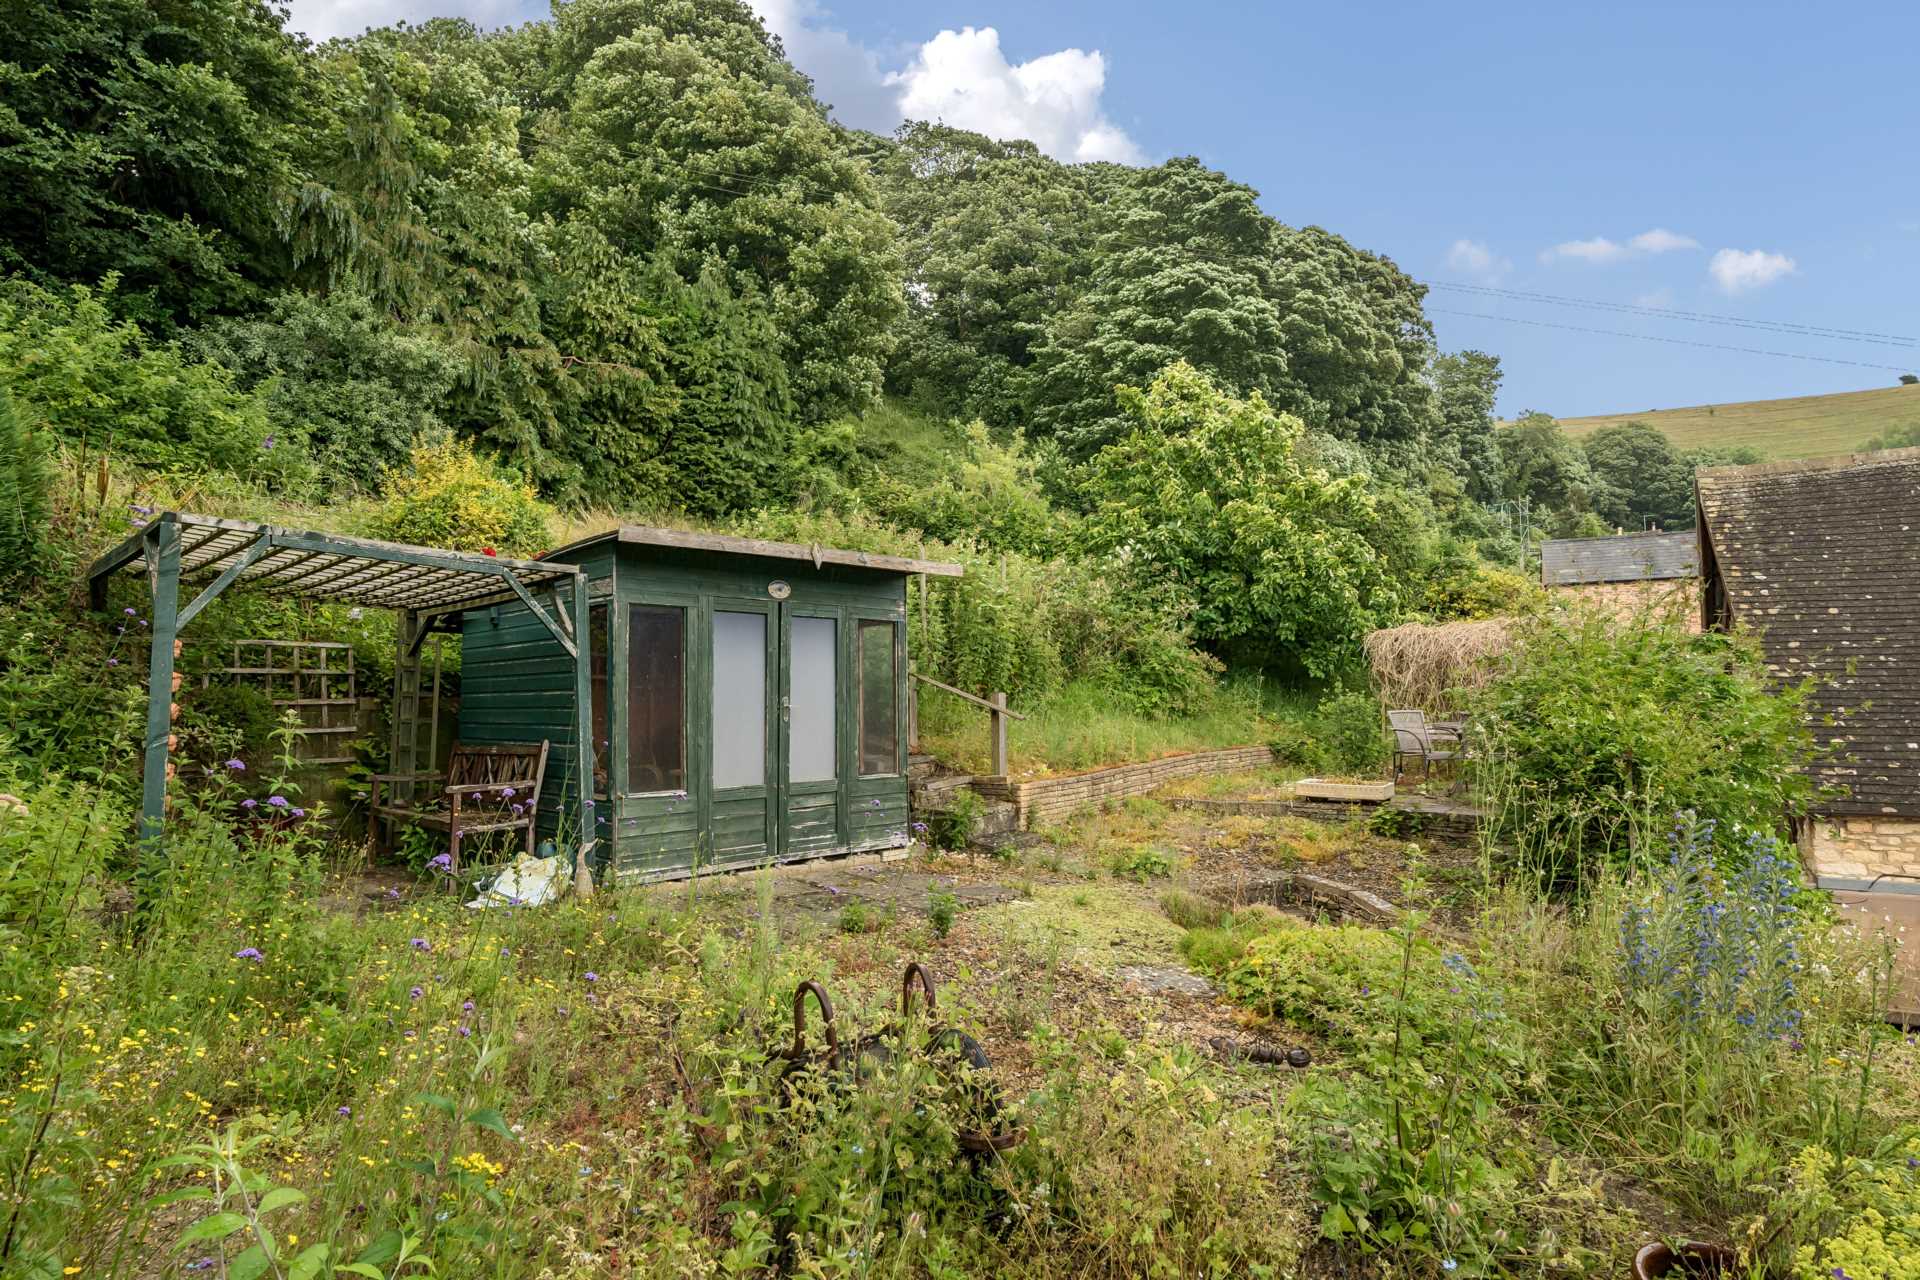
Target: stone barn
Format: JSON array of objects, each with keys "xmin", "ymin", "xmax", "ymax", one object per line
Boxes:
[
  {"xmin": 1697, "ymin": 448, "xmax": 1920, "ymax": 1019},
  {"xmin": 1539, "ymin": 529, "xmax": 1700, "ymax": 628}
]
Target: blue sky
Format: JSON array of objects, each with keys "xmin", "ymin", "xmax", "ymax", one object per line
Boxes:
[{"xmin": 286, "ymin": 0, "xmax": 1920, "ymax": 419}]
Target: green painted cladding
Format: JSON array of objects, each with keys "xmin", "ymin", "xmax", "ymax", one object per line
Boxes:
[{"xmin": 458, "ymin": 539, "xmax": 912, "ymax": 882}]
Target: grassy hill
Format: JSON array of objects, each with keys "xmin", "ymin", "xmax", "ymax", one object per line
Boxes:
[{"xmin": 1542, "ymin": 383, "xmax": 1920, "ymax": 460}]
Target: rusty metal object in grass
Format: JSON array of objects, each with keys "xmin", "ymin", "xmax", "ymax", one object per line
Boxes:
[
  {"xmin": 1207, "ymin": 1035, "xmax": 1312, "ymax": 1068},
  {"xmin": 774, "ymin": 979, "xmax": 847, "ymax": 1081},
  {"xmin": 1631, "ymin": 1242, "xmax": 1738, "ymax": 1279}
]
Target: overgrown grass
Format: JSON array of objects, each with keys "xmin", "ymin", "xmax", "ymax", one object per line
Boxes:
[{"xmin": 917, "ymin": 678, "xmax": 1272, "ymax": 776}]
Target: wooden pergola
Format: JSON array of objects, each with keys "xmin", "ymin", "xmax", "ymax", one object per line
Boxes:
[{"xmin": 87, "ymin": 513, "xmax": 598, "ymax": 893}]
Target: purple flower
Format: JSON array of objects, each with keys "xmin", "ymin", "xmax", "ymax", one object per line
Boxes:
[
  {"xmin": 458, "ymin": 1025, "xmax": 471, "ymax": 1038},
  {"xmin": 187, "ymin": 1260, "xmax": 216, "ymax": 1273},
  {"xmin": 410, "ymin": 937, "xmax": 431, "ymax": 951},
  {"xmin": 557, "ymin": 1007, "xmax": 570, "ymax": 1017},
  {"xmin": 403, "ymin": 1029, "xmax": 416, "ymax": 1040},
  {"xmin": 428, "ymin": 852, "xmax": 452, "ymax": 872},
  {"xmin": 409, "ymin": 986, "xmax": 423, "ymax": 1000},
  {"xmin": 234, "ymin": 947, "xmax": 263, "ymax": 962},
  {"xmin": 582, "ymin": 798, "xmax": 594, "ymax": 809},
  {"xmin": 500, "ymin": 947, "xmax": 511, "ymax": 958},
  {"xmin": 123, "ymin": 607, "xmax": 136, "ymax": 617},
  {"xmin": 337, "ymin": 1105, "xmax": 352, "ymax": 1117},
  {"xmin": 499, "ymin": 786, "xmax": 516, "ymax": 799},
  {"xmin": 386, "ymin": 887, "xmax": 401, "ymax": 900},
  {"xmin": 267, "ymin": 795, "xmax": 289, "ymax": 808},
  {"xmin": 241, "ymin": 798, "xmax": 257, "ymax": 810},
  {"xmin": 107, "ymin": 658, "xmax": 119, "ymax": 667},
  {"xmin": 583, "ymin": 972, "xmax": 598, "ymax": 984},
  {"xmin": 261, "ymin": 435, "xmax": 276, "ymax": 451},
  {"xmin": 510, "ymin": 803, "xmax": 524, "ymax": 816},
  {"xmin": 462, "ymin": 1000, "xmax": 474, "ymax": 1012},
  {"xmin": 224, "ymin": 759, "xmax": 246, "ymax": 771},
  {"xmin": 290, "ymin": 807, "xmax": 306, "ymax": 819}
]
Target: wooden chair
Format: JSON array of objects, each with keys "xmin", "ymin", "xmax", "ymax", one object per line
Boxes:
[
  {"xmin": 1387, "ymin": 710, "xmax": 1459, "ymax": 783},
  {"xmin": 370, "ymin": 741, "xmax": 550, "ymax": 874}
]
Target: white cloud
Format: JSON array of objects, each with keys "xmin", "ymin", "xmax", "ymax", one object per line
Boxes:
[
  {"xmin": 281, "ymin": 0, "xmax": 529, "ymax": 42},
  {"xmin": 1540, "ymin": 236, "xmax": 1629, "ymax": 264},
  {"xmin": 1541, "ymin": 227, "xmax": 1702, "ymax": 265},
  {"xmin": 885, "ymin": 27, "xmax": 1144, "ymax": 164},
  {"xmin": 1709, "ymin": 248, "xmax": 1797, "ymax": 294},
  {"xmin": 1635, "ymin": 286, "xmax": 1677, "ymax": 308},
  {"xmin": 1445, "ymin": 238, "xmax": 1511, "ymax": 281},
  {"xmin": 1628, "ymin": 227, "xmax": 1701, "ymax": 254},
  {"xmin": 752, "ymin": 0, "xmax": 900, "ymax": 132}
]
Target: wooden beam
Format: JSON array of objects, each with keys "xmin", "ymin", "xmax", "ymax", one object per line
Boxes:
[
  {"xmin": 176, "ymin": 536, "xmax": 270, "ymax": 630},
  {"xmin": 497, "ymin": 569, "xmax": 578, "ymax": 660},
  {"xmin": 140, "ymin": 518, "xmax": 183, "ymax": 849},
  {"xmin": 570, "ymin": 572, "xmax": 596, "ymax": 899}
]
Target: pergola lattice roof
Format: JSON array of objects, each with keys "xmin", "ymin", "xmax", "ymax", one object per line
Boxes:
[{"xmin": 87, "ymin": 513, "xmax": 581, "ymax": 615}]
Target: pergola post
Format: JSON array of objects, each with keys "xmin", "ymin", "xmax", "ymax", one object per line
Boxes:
[
  {"xmin": 139, "ymin": 517, "xmax": 183, "ymax": 847},
  {"xmin": 570, "ymin": 572, "xmax": 596, "ymax": 899}
]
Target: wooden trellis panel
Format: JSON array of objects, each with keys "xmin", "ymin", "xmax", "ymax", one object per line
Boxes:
[{"xmin": 199, "ymin": 640, "xmax": 359, "ymax": 765}]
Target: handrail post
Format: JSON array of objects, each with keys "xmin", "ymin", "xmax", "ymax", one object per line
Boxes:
[{"xmin": 989, "ymin": 691, "xmax": 1008, "ymax": 778}]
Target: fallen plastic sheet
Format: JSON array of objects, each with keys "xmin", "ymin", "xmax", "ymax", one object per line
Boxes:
[{"xmin": 465, "ymin": 852, "xmax": 566, "ymax": 909}]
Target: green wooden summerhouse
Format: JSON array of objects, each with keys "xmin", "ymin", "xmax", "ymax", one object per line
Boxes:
[{"xmin": 461, "ymin": 526, "xmax": 963, "ymax": 883}]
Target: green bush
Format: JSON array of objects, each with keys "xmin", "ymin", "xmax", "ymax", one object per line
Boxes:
[
  {"xmin": 369, "ymin": 439, "xmax": 555, "ymax": 557},
  {"xmin": 1314, "ymin": 685, "xmax": 1389, "ymax": 774},
  {"xmin": 1471, "ymin": 601, "xmax": 1821, "ymax": 885},
  {"xmin": 1266, "ymin": 719, "xmax": 1328, "ymax": 771},
  {"xmin": 1223, "ymin": 923, "xmax": 1441, "ymax": 1042},
  {"xmin": 1788, "ymin": 1136, "xmax": 1920, "ymax": 1280},
  {"xmin": 1105, "ymin": 842, "xmax": 1173, "ymax": 882},
  {"xmin": 926, "ymin": 789, "xmax": 985, "ymax": 851},
  {"xmin": 0, "ymin": 277, "xmax": 295, "ymax": 483}
]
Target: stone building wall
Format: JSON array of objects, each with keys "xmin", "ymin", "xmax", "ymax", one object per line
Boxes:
[
  {"xmin": 1549, "ymin": 579, "xmax": 1701, "ymax": 631},
  {"xmin": 1805, "ymin": 814, "xmax": 1920, "ymax": 882}
]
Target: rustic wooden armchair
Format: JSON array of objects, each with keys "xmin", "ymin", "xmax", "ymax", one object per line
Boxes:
[{"xmin": 370, "ymin": 741, "xmax": 550, "ymax": 873}]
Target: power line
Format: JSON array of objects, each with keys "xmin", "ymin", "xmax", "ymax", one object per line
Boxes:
[
  {"xmin": 1426, "ymin": 308, "xmax": 1916, "ymax": 373},
  {"xmin": 1424, "ymin": 281, "xmax": 1919, "ymax": 348}
]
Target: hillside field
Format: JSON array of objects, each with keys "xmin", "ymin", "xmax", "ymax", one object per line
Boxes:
[{"xmin": 1544, "ymin": 382, "xmax": 1920, "ymax": 459}]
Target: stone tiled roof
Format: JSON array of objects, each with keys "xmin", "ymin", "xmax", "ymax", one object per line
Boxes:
[
  {"xmin": 1697, "ymin": 447, "xmax": 1920, "ymax": 817},
  {"xmin": 1540, "ymin": 530, "xmax": 1699, "ymax": 586}
]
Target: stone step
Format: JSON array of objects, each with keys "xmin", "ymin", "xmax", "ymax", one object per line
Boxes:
[
  {"xmin": 970, "ymin": 826, "xmax": 1042, "ymax": 856},
  {"xmin": 911, "ymin": 772, "xmax": 979, "ymax": 805},
  {"xmin": 973, "ymin": 798, "xmax": 1020, "ymax": 837},
  {"xmin": 908, "ymin": 753, "xmax": 940, "ymax": 782}
]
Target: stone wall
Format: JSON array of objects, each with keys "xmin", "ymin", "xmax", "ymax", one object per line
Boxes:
[
  {"xmin": 970, "ymin": 746, "xmax": 1274, "ymax": 829},
  {"xmin": 1550, "ymin": 579, "xmax": 1700, "ymax": 631},
  {"xmin": 1805, "ymin": 814, "xmax": 1920, "ymax": 882}
]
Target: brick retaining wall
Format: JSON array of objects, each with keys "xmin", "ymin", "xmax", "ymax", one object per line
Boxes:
[{"xmin": 970, "ymin": 745, "xmax": 1274, "ymax": 828}]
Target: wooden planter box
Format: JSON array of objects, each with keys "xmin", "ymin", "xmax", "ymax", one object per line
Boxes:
[{"xmin": 1293, "ymin": 778, "xmax": 1394, "ymax": 803}]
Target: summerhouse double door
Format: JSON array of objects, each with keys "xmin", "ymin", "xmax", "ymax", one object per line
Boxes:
[{"xmin": 703, "ymin": 601, "xmax": 903, "ymax": 869}]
